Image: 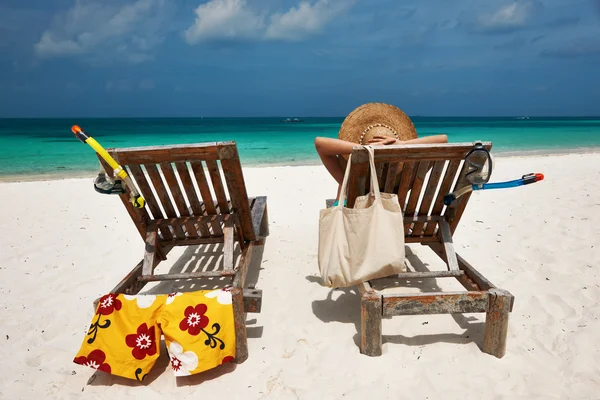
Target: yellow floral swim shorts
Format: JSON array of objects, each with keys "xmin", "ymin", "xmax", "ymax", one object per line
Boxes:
[{"xmin": 73, "ymin": 288, "xmax": 236, "ymax": 381}]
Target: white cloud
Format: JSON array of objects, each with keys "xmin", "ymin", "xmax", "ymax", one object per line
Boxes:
[
  {"xmin": 184, "ymin": 0, "xmax": 265, "ymax": 44},
  {"xmin": 469, "ymin": 1, "xmax": 543, "ymax": 33},
  {"xmin": 266, "ymin": 0, "xmax": 353, "ymax": 41},
  {"xmin": 34, "ymin": 0, "xmax": 168, "ymax": 63},
  {"xmin": 184, "ymin": 0, "xmax": 354, "ymax": 44}
]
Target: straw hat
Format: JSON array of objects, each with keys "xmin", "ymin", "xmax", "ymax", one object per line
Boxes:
[{"xmin": 338, "ymin": 103, "xmax": 417, "ymax": 145}]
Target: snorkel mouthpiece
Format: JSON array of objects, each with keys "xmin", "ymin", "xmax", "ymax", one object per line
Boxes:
[{"xmin": 71, "ymin": 125, "xmax": 90, "ymax": 143}]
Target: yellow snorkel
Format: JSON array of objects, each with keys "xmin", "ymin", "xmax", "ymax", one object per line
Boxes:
[{"xmin": 72, "ymin": 125, "xmax": 145, "ymax": 209}]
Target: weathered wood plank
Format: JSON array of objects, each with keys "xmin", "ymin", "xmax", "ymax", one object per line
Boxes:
[
  {"xmin": 405, "ymin": 236, "xmax": 439, "ymax": 243},
  {"xmin": 160, "ymin": 162, "xmax": 199, "ymax": 239},
  {"xmin": 223, "ymin": 219, "xmax": 234, "ymax": 270},
  {"xmin": 206, "ymin": 160, "xmax": 230, "ymax": 213},
  {"xmin": 396, "ymin": 161, "xmax": 416, "ymax": 212},
  {"xmin": 109, "ymin": 142, "xmax": 221, "ymax": 165},
  {"xmin": 127, "ymin": 164, "xmax": 164, "ymax": 220},
  {"xmin": 360, "ymin": 291, "xmax": 383, "ymax": 357},
  {"xmin": 145, "ymin": 163, "xmax": 187, "ymax": 239},
  {"xmin": 142, "ymin": 224, "xmax": 158, "ymax": 276},
  {"xmin": 231, "ymin": 287, "xmax": 249, "ymax": 363},
  {"xmin": 176, "ymin": 161, "xmax": 210, "ymax": 237},
  {"xmin": 383, "ymin": 161, "xmax": 400, "ymax": 193},
  {"xmin": 483, "ymin": 288, "xmax": 512, "ymax": 358},
  {"xmin": 382, "ymin": 291, "xmax": 488, "ymax": 316},
  {"xmin": 250, "ymin": 196, "xmax": 268, "ymax": 239},
  {"xmin": 404, "ymin": 161, "xmax": 432, "ymax": 232},
  {"xmin": 160, "ymin": 162, "xmax": 189, "ymax": 216},
  {"xmin": 346, "ymin": 158, "xmax": 368, "ymax": 208},
  {"xmin": 439, "ymin": 220, "xmax": 459, "ymax": 271},
  {"xmin": 137, "ymin": 270, "xmax": 237, "ymax": 282},
  {"xmin": 349, "ymin": 142, "xmax": 492, "ymax": 162},
  {"xmin": 242, "ymin": 288, "xmax": 263, "ymax": 313},
  {"xmin": 396, "ymin": 270, "xmax": 464, "ymax": 279},
  {"xmin": 423, "ymin": 160, "xmax": 461, "ymax": 236},
  {"xmin": 411, "ymin": 160, "xmax": 446, "ymax": 236},
  {"xmin": 220, "ymin": 149, "xmax": 255, "ymax": 240},
  {"xmin": 167, "ymin": 237, "xmax": 225, "ymax": 246},
  {"xmin": 190, "ymin": 161, "xmax": 217, "ymax": 214},
  {"xmin": 232, "ymin": 241, "xmax": 254, "ymax": 289}
]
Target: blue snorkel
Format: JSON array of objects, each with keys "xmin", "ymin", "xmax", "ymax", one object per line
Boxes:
[{"xmin": 443, "ymin": 142, "xmax": 544, "ymax": 206}]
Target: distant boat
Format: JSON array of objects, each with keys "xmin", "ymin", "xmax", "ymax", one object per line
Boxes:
[
  {"xmin": 280, "ymin": 118, "xmax": 303, "ymax": 123},
  {"xmin": 516, "ymin": 116, "xmax": 530, "ymax": 120}
]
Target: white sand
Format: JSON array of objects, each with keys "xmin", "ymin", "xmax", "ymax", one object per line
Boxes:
[{"xmin": 1, "ymin": 153, "xmax": 599, "ymax": 399}]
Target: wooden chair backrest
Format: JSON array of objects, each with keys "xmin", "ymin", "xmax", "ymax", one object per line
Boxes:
[
  {"xmin": 345, "ymin": 142, "xmax": 492, "ymax": 240},
  {"xmin": 99, "ymin": 142, "xmax": 256, "ymax": 243}
]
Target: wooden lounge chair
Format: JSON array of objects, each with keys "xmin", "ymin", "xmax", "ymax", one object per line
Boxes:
[
  {"xmin": 97, "ymin": 141, "xmax": 268, "ymax": 364},
  {"xmin": 325, "ymin": 142, "xmax": 514, "ymax": 358}
]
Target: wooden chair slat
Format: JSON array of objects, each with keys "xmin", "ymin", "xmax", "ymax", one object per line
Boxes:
[
  {"xmin": 127, "ymin": 164, "xmax": 163, "ymax": 219},
  {"xmin": 403, "ymin": 161, "xmax": 432, "ymax": 232},
  {"xmin": 145, "ymin": 164, "xmax": 178, "ymax": 217},
  {"xmin": 145, "ymin": 164, "xmax": 186, "ymax": 239},
  {"xmin": 126, "ymin": 164, "xmax": 174, "ymax": 241},
  {"xmin": 174, "ymin": 162, "xmax": 211, "ymax": 237},
  {"xmin": 383, "ymin": 162, "xmax": 400, "ymax": 193},
  {"xmin": 396, "ymin": 161, "xmax": 417, "ymax": 212},
  {"xmin": 346, "ymin": 160, "xmax": 369, "ymax": 208},
  {"xmin": 174, "ymin": 162, "xmax": 203, "ymax": 215},
  {"xmin": 190, "ymin": 161, "xmax": 217, "ymax": 215},
  {"xmin": 206, "ymin": 160, "xmax": 230, "ymax": 213},
  {"xmin": 423, "ymin": 160, "xmax": 461, "ymax": 236},
  {"xmin": 375, "ymin": 162, "xmax": 385, "ymax": 190},
  {"xmin": 159, "ymin": 162, "xmax": 190, "ymax": 217},
  {"xmin": 220, "ymin": 148, "xmax": 255, "ymax": 240},
  {"xmin": 411, "ymin": 161, "xmax": 446, "ymax": 236},
  {"xmin": 447, "ymin": 157, "xmax": 478, "ymax": 235}
]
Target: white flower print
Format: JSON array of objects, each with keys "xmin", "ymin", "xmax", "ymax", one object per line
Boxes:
[
  {"xmin": 204, "ymin": 288, "xmax": 232, "ymax": 305},
  {"xmin": 168, "ymin": 341, "xmax": 199, "ymax": 377},
  {"xmin": 123, "ymin": 294, "xmax": 157, "ymax": 309},
  {"xmin": 166, "ymin": 292, "xmax": 183, "ymax": 305}
]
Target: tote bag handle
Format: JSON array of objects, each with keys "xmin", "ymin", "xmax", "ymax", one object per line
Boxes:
[{"xmin": 337, "ymin": 145, "xmax": 381, "ymax": 208}]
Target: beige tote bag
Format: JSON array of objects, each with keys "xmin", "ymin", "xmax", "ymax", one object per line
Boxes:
[{"xmin": 318, "ymin": 145, "xmax": 406, "ymax": 288}]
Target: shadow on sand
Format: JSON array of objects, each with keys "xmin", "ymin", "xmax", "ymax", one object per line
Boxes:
[{"xmin": 309, "ymin": 246, "xmax": 485, "ymax": 351}]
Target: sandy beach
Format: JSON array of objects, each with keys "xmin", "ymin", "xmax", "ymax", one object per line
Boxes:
[{"xmin": 1, "ymin": 152, "xmax": 599, "ymax": 399}]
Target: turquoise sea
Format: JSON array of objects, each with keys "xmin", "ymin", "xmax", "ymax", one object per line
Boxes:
[{"xmin": 1, "ymin": 117, "xmax": 600, "ymax": 179}]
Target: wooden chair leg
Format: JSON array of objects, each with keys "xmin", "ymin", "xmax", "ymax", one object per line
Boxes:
[
  {"xmin": 231, "ymin": 287, "xmax": 249, "ymax": 363},
  {"xmin": 259, "ymin": 204, "xmax": 269, "ymax": 237},
  {"xmin": 360, "ymin": 291, "xmax": 382, "ymax": 356},
  {"xmin": 483, "ymin": 288, "xmax": 512, "ymax": 358}
]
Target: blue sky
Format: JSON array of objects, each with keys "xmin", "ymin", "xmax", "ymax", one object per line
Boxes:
[{"xmin": 1, "ymin": 0, "xmax": 599, "ymax": 117}]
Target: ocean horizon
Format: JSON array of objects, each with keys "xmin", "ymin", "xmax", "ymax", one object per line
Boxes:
[{"xmin": 1, "ymin": 116, "xmax": 600, "ymax": 179}]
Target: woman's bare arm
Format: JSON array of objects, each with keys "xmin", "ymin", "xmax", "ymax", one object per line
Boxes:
[{"xmin": 314, "ymin": 134, "xmax": 449, "ymax": 193}]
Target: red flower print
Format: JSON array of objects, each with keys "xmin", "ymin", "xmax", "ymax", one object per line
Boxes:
[
  {"xmin": 171, "ymin": 356, "xmax": 182, "ymax": 372},
  {"xmin": 222, "ymin": 356, "xmax": 234, "ymax": 364},
  {"xmin": 74, "ymin": 349, "xmax": 111, "ymax": 373},
  {"xmin": 179, "ymin": 304, "xmax": 209, "ymax": 336},
  {"xmin": 125, "ymin": 323, "xmax": 157, "ymax": 360},
  {"xmin": 96, "ymin": 293, "xmax": 122, "ymax": 316}
]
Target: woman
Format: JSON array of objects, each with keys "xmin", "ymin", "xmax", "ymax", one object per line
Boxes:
[{"xmin": 314, "ymin": 103, "xmax": 448, "ymax": 200}]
